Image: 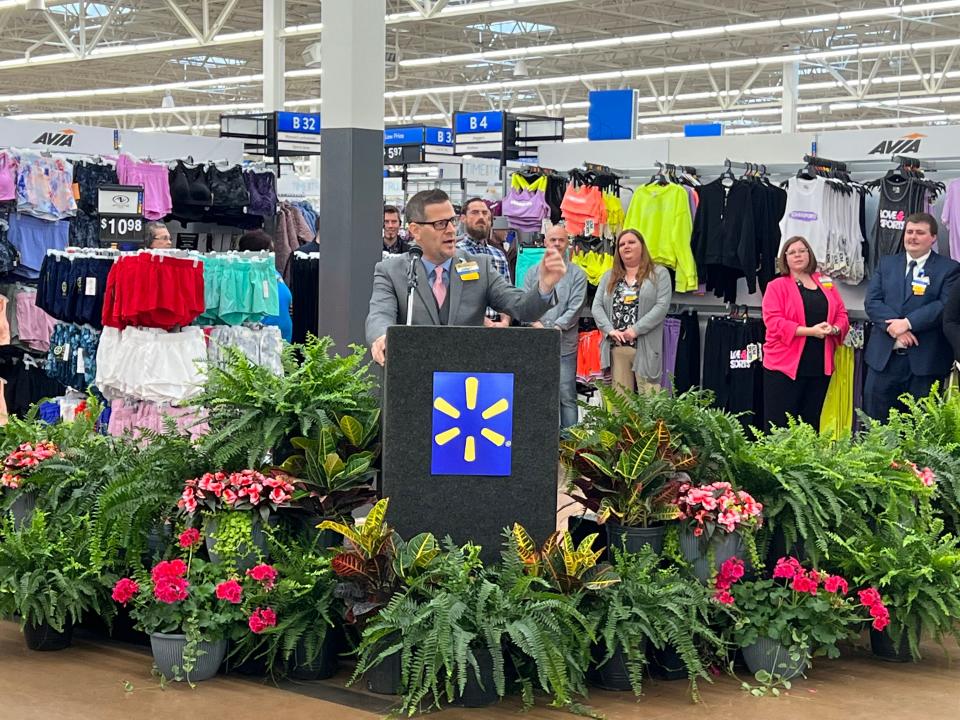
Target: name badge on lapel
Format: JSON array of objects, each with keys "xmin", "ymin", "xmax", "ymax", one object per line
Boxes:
[
  {"xmin": 912, "ymin": 272, "xmax": 930, "ymax": 296},
  {"xmin": 820, "ymin": 276, "xmax": 834, "ymax": 290},
  {"xmin": 455, "ymin": 260, "xmax": 479, "ymax": 281},
  {"xmin": 622, "ymin": 293, "xmax": 638, "ymax": 305}
]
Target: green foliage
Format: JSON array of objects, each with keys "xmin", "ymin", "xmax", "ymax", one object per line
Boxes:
[
  {"xmin": 574, "ymin": 385, "xmax": 749, "ymax": 485},
  {"xmin": 828, "ymin": 518, "xmax": 960, "ymax": 661},
  {"xmin": 562, "ymin": 417, "xmax": 694, "ymax": 528},
  {"xmin": 725, "ymin": 578, "xmax": 861, "ymax": 663},
  {"xmin": 278, "ymin": 410, "xmax": 380, "ymax": 522},
  {"xmin": 510, "ymin": 524, "xmax": 620, "ymax": 593},
  {"xmin": 585, "ymin": 547, "xmax": 722, "ymax": 701},
  {"xmin": 206, "ymin": 512, "xmax": 262, "ymax": 573},
  {"xmin": 0, "ymin": 511, "xmax": 110, "ymax": 632},
  {"xmin": 229, "ymin": 529, "xmax": 339, "ymax": 677},
  {"xmin": 196, "ymin": 337, "xmax": 377, "ymax": 469},
  {"xmin": 881, "ymin": 386, "xmax": 960, "ymax": 533},
  {"xmin": 743, "ymin": 418, "xmax": 934, "ymax": 564}
]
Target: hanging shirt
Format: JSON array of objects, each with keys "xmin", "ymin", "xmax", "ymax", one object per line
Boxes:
[
  {"xmin": 779, "ymin": 176, "xmax": 828, "ymax": 261},
  {"xmin": 873, "ymin": 177, "xmax": 913, "ymax": 265},
  {"xmin": 941, "ymin": 178, "xmax": 960, "ymax": 260},
  {"xmin": 624, "ymin": 183, "xmax": 696, "ymax": 292}
]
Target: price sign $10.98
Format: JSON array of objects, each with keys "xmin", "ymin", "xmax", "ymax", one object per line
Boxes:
[{"xmin": 100, "ymin": 216, "xmax": 144, "ymax": 242}]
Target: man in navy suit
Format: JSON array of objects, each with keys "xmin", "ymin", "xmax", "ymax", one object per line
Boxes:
[{"xmin": 865, "ymin": 212, "xmax": 960, "ymax": 421}]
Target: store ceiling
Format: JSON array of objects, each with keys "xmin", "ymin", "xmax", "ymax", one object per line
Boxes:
[{"xmin": 0, "ymin": 0, "xmax": 958, "ymax": 139}]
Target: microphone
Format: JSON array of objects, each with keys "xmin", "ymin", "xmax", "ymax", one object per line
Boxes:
[
  {"xmin": 406, "ymin": 244, "xmax": 423, "ymax": 284},
  {"xmin": 405, "ymin": 245, "xmax": 423, "ymax": 327}
]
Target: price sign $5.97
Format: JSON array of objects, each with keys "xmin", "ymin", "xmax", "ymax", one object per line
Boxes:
[{"xmin": 100, "ymin": 217, "xmax": 144, "ymax": 241}]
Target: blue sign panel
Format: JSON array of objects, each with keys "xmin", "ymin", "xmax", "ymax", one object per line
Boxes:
[
  {"xmin": 587, "ymin": 89, "xmax": 637, "ymax": 141},
  {"xmin": 431, "ymin": 372, "xmax": 514, "ymax": 477},
  {"xmin": 684, "ymin": 123, "xmax": 723, "ymax": 137},
  {"xmin": 384, "ymin": 127, "xmax": 425, "ymax": 146},
  {"xmin": 425, "ymin": 127, "xmax": 454, "ymax": 146},
  {"xmin": 455, "ymin": 111, "xmax": 504, "ymax": 134},
  {"xmin": 276, "ymin": 111, "xmax": 321, "ymax": 134}
]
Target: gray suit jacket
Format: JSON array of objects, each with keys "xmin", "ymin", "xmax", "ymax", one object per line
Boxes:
[
  {"xmin": 365, "ymin": 252, "xmax": 557, "ymax": 345},
  {"xmin": 523, "ymin": 262, "xmax": 588, "ymax": 356}
]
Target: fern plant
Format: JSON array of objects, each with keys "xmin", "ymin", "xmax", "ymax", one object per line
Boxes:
[
  {"xmin": 229, "ymin": 529, "xmax": 339, "ymax": 677},
  {"xmin": 196, "ymin": 336, "xmax": 377, "ymax": 469},
  {"xmin": 828, "ymin": 517, "xmax": 960, "ymax": 661},
  {"xmin": 585, "ymin": 546, "xmax": 722, "ymax": 701},
  {"xmin": 0, "ymin": 511, "xmax": 110, "ymax": 633}
]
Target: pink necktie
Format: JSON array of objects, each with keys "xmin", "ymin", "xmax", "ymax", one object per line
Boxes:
[{"xmin": 432, "ymin": 265, "xmax": 447, "ymax": 307}]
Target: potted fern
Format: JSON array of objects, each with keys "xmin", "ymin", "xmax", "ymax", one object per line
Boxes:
[
  {"xmin": 227, "ymin": 530, "xmax": 340, "ymax": 680},
  {"xmin": 562, "ymin": 419, "xmax": 695, "ymax": 555},
  {"xmin": 196, "ymin": 337, "xmax": 377, "ymax": 469},
  {"xmin": 0, "ymin": 511, "xmax": 110, "ymax": 651},
  {"xmin": 585, "ymin": 546, "xmax": 722, "ymax": 700},
  {"xmin": 829, "ymin": 517, "xmax": 960, "ymax": 662}
]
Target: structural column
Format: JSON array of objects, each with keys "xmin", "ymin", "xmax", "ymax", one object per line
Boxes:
[
  {"xmin": 319, "ymin": 0, "xmax": 386, "ymax": 349},
  {"xmin": 781, "ymin": 58, "xmax": 799, "ymax": 134},
  {"xmin": 263, "ymin": 0, "xmax": 286, "ymax": 112}
]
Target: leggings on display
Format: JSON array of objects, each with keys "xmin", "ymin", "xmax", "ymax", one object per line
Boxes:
[
  {"xmin": 671, "ymin": 311, "xmax": 701, "ymax": 394},
  {"xmin": 659, "ymin": 316, "xmax": 681, "ymax": 394}
]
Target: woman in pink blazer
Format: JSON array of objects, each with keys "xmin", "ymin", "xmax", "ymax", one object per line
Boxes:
[{"xmin": 762, "ymin": 236, "xmax": 849, "ymax": 429}]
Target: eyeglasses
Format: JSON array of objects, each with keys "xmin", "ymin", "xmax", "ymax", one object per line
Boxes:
[{"xmin": 410, "ymin": 217, "xmax": 460, "ymax": 231}]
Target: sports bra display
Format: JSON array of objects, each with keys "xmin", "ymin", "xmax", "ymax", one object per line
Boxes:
[
  {"xmin": 170, "ymin": 161, "xmax": 213, "ymax": 209},
  {"xmin": 206, "ymin": 165, "xmax": 250, "ymax": 210}
]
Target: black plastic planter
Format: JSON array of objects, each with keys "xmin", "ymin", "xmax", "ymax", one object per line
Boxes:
[
  {"xmin": 589, "ymin": 641, "xmax": 641, "ymax": 691},
  {"xmin": 870, "ymin": 628, "xmax": 912, "ymax": 663},
  {"xmin": 289, "ymin": 631, "xmax": 340, "ymax": 681},
  {"xmin": 23, "ymin": 621, "xmax": 72, "ymax": 651},
  {"xmin": 365, "ymin": 634, "xmax": 403, "ymax": 695},
  {"xmin": 606, "ymin": 523, "xmax": 667, "ymax": 555},
  {"xmin": 650, "ymin": 643, "xmax": 687, "ymax": 680},
  {"xmin": 455, "ymin": 646, "xmax": 499, "ymax": 707}
]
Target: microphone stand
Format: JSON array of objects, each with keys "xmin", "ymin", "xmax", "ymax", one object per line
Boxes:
[{"xmin": 405, "ymin": 245, "xmax": 423, "ymax": 326}]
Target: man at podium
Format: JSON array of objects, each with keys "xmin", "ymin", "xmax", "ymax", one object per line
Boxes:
[{"xmin": 366, "ymin": 189, "xmax": 568, "ymax": 365}]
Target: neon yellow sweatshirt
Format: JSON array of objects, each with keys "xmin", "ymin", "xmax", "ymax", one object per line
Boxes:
[{"xmin": 624, "ymin": 184, "xmax": 697, "ymax": 291}]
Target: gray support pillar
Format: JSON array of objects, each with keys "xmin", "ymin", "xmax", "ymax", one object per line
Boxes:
[
  {"xmin": 319, "ymin": 0, "xmax": 386, "ymax": 349},
  {"xmin": 263, "ymin": 0, "xmax": 286, "ymax": 112},
  {"xmin": 782, "ymin": 58, "xmax": 799, "ymax": 134}
]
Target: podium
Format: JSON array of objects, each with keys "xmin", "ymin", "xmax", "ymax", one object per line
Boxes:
[{"xmin": 382, "ymin": 326, "xmax": 560, "ymax": 561}]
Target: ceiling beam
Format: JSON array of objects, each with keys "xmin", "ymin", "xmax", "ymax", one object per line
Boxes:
[
  {"xmin": 164, "ymin": 0, "xmax": 204, "ymax": 43},
  {"xmin": 207, "ymin": 0, "xmax": 240, "ymax": 41},
  {"xmin": 44, "ymin": 13, "xmax": 80, "ymax": 58}
]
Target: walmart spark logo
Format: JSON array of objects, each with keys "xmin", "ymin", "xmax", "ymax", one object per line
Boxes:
[{"xmin": 431, "ymin": 372, "xmax": 514, "ymax": 476}]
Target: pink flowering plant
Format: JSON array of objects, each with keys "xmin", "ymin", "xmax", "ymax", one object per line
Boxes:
[
  {"xmin": 178, "ymin": 469, "xmax": 297, "ymax": 522},
  {"xmin": 1, "ymin": 440, "xmax": 61, "ymax": 491},
  {"xmin": 715, "ymin": 556, "xmax": 889, "ymax": 668},
  {"xmin": 111, "ymin": 527, "xmax": 279, "ymax": 680}
]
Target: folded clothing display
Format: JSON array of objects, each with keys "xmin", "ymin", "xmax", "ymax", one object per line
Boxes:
[
  {"xmin": 36, "ymin": 254, "xmax": 114, "ymax": 328},
  {"xmin": 207, "ymin": 325, "xmax": 283, "ymax": 376},
  {"xmin": 15, "ymin": 290, "xmax": 58, "ymax": 352},
  {"xmin": 96, "ymin": 326, "xmax": 207, "ymax": 404},
  {"xmin": 107, "ymin": 397, "xmax": 208, "ymax": 441},
  {"xmin": 102, "ymin": 253, "xmax": 205, "ymax": 330},
  {"xmin": 0, "ymin": 347, "xmax": 64, "ymax": 417},
  {"xmin": 197, "ymin": 254, "xmax": 279, "ymax": 325},
  {"xmin": 14, "ymin": 150, "xmax": 77, "ymax": 221},
  {"xmin": 7, "ymin": 213, "xmax": 70, "ymax": 279},
  {"xmin": 46, "ymin": 323, "xmax": 99, "ymax": 389}
]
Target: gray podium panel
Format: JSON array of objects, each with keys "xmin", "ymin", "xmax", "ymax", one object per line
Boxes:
[{"xmin": 383, "ymin": 326, "xmax": 560, "ymax": 562}]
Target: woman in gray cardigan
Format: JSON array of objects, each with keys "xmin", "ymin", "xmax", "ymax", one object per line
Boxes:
[{"xmin": 592, "ymin": 229, "xmax": 672, "ymax": 393}]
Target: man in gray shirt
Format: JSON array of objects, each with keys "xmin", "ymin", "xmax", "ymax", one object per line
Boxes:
[{"xmin": 524, "ymin": 224, "xmax": 588, "ymax": 428}]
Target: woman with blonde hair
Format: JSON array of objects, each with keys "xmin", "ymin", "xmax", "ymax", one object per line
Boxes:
[{"xmin": 592, "ymin": 229, "xmax": 672, "ymax": 393}]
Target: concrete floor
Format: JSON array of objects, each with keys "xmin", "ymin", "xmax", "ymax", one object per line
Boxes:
[{"xmin": 1, "ymin": 621, "xmax": 958, "ymax": 719}]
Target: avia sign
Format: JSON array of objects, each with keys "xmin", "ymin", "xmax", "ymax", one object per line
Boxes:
[
  {"xmin": 31, "ymin": 128, "xmax": 77, "ymax": 147},
  {"xmin": 867, "ymin": 132, "xmax": 926, "ymax": 156}
]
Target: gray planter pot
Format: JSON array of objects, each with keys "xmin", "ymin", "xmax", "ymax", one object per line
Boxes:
[
  {"xmin": 741, "ymin": 636, "xmax": 808, "ymax": 680},
  {"xmin": 679, "ymin": 528, "xmax": 743, "ymax": 583},
  {"xmin": 9, "ymin": 491, "xmax": 36, "ymax": 529},
  {"xmin": 150, "ymin": 632, "xmax": 227, "ymax": 682},
  {"xmin": 606, "ymin": 523, "xmax": 666, "ymax": 555},
  {"xmin": 204, "ymin": 516, "xmax": 268, "ymax": 571}
]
